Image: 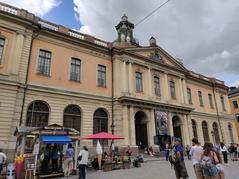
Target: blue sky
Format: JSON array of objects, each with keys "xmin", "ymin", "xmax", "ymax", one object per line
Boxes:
[{"xmin": 43, "ymin": 0, "xmax": 80, "ymax": 30}]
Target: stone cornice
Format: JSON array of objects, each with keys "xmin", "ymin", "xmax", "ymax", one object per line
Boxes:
[
  {"xmin": 117, "ymin": 96, "xmax": 194, "ymax": 114},
  {"xmin": 28, "ymin": 84, "xmax": 112, "ymax": 102},
  {"xmin": 191, "ymin": 111, "xmax": 233, "ymax": 120}
]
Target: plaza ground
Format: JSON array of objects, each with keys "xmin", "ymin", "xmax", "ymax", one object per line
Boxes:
[{"xmin": 60, "ymin": 159, "xmax": 239, "ymax": 179}]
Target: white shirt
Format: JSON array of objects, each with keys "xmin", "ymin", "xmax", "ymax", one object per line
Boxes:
[
  {"xmin": 0, "ymin": 152, "xmax": 7, "ymax": 164},
  {"xmin": 220, "ymin": 146, "xmax": 228, "ymax": 152},
  {"xmin": 189, "ymin": 145, "xmax": 203, "ymax": 165},
  {"xmin": 78, "ymin": 150, "xmax": 89, "ymax": 165}
]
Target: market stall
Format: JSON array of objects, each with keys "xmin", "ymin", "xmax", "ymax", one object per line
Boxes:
[{"xmin": 14, "ymin": 124, "xmax": 80, "ymax": 178}]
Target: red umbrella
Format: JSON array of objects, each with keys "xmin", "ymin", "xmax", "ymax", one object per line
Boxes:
[{"xmin": 80, "ymin": 132, "xmax": 124, "ymax": 140}]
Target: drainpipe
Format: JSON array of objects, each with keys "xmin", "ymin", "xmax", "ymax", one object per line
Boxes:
[
  {"xmin": 110, "ymin": 47, "xmax": 115, "ymax": 134},
  {"xmin": 212, "ymin": 81, "xmax": 225, "ymax": 143},
  {"xmin": 19, "ymin": 25, "xmax": 41, "ymax": 126}
]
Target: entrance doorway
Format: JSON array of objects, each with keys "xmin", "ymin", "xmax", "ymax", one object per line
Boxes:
[
  {"xmin": 135, "ymin": 111, "xmax": 148, "ymax": 148},
  {"xmin": 172, "ymin": 116, "xmax": 182, "ymax": 139}
]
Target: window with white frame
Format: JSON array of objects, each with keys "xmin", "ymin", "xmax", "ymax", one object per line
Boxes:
[
  {"xmin": 0, "ymin": 38, "xmax": 5, "ymax": 64},
  {"xmin": 136, "ymin": 72, "xmax": 143, "ymax": 92},
  {"xmin": 169, "ymin": 81, "xmax": 176, "ymax": 99},
  {"xmin": 208, "ymin": 94, "xmax": 214, "ymax": 108},
  {"xmin": 220, "ymin": 96, "xmax": 226, "ymax": 111},
  {"xmin": 97, "ymin": 65, "xmax": 106, "ymax": 87},
  {"xmin": 70, "ymin": 58, "xmax": 81, "ymax": 81},
  {"xmin": 154, "ymin": 76, "xmax": 160, "ymax": 96},
  {"xmin": 198, "ymin": 91, "xmax": 204, "ymax": 106},
  {"xmin": 37, "ymin": 49, "xmax": 52, "ymax": 75},
  {"xmin": 187, "ymin": 88, "xmax": 192, "ymax": 104}
]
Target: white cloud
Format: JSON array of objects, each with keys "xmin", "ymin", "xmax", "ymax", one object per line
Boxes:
[
  {"xmin": 230, "ymin": 79, "xmax": 239, "ymax": 87},
  {"xmin": 73, "ymin": 0, "xmax": 239, "ymax": 86},
  {"xmin": 1, "ymin": 0, "xmax": 61, "ymax": 16}
]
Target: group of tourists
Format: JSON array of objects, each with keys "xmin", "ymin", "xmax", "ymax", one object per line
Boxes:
[{"xmin": 168, "ymin": 137, "xmax": 239, "ymax": 179}]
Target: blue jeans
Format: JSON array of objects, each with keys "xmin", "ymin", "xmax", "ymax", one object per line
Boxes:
[{"xmin": 79, "ymin": 164, "xmax": 86, "ymax": 179}]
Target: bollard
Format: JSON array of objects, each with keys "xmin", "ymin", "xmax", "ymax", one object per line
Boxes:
[{"xmin": 6, "ymin": 163, "xmax": 15, "ymax": 179}]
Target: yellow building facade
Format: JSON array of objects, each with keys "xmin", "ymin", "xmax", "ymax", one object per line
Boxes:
[
  {"xmin": 228, "ymin": 87, "xmax": 239, "ymax": 137},
  {"xmin": 0, "ymin": 3, "xmax": 238, "ymax": 155}
]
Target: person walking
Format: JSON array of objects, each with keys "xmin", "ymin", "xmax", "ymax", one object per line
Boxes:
[
  {"xmin": 64, "ymin": 144, "xmax": 74, "ymax": 177},
  {"xmin": 78, "ymin": 146, "xmax": 89, "ymax": 179},
  {"xmin": 189, "ymin": 138, "xmax": 204, "ymax": 179},
  {"xmin": 165, "ymin": 143, "xmax": 170, "ymax": 161},
  {"xmin": 201, "ymin": 142, "xmax": 219, "ymax": 179},
  {"xmin": 0, "ymin": 149, "xmax": 7, "ymax": 176},
  {"xmin": 172, "ymin": 138, "xmax": 189, "ymax": 179},
  {"xmin": 51, "ymin": 144, "xmax": 59, "ymax": 173},
  {"xmin": 219, "ymin": 142, "xmax": 228, "ymax": 165}
]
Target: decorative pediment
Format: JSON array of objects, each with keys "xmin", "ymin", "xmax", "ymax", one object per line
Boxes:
[{"xmin": 124, "ymin": 46, "xmax": 187, "ymax": 72}]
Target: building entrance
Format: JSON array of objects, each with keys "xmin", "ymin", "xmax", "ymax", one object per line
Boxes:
[
  {"xmin": 135, "ymin": 111, "xmax": 148, "ymax": 148},
  {"xmin": 172, "ymin": 116, "xmax": 182, "ymax": 140}
]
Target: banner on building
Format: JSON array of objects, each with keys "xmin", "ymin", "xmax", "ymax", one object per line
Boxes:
[{"xmin": 154, "ymin": 110, "xmax": 169, "ymax": 135}]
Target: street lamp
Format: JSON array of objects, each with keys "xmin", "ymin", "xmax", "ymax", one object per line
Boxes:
[{"xmin": 111, "ymin": 124, "xmax": 115, "ymax": 134}]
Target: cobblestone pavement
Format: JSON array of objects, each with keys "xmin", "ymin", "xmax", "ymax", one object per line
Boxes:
[{"xmin": 60, "ymin": 159, "xmax": 239, "ymax": 179}]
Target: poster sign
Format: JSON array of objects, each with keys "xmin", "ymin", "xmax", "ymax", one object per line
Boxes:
[
  {"xmin": 24, "ymin": 156, "xmax": 36, "ymax": 170},
  {"xmin": 155, "ymin": 110, "xmax": 169, "ymax": 135}
]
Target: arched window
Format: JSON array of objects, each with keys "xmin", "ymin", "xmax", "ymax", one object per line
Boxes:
[
  {"xmin": 93, "ymin": 108, "xmax": 108, "ymax": 133},
  {"xmin": 202, "ymin": 121, "xmax": 210, "ymax": 143},
  {"xmin": 26, "ymin": 101, "xmax": 49, "ymax": 127},
  {"xmin": 212, "ymin": 122, "xmax": 220, "ymax": 144},
  {"xmin": 63, "ymin": 105, "xmax": 81, "ymax": 132},
  {"xmin": 93, "ymin": 108, "xmax": 108, "ymax": 145},
  {"xmin": 191, "ymin": 119, "xmax": 198, "ymax": 138},
  {"xmin": 228, "ymin": 123, "xmax": 234, "ymax": 143}
]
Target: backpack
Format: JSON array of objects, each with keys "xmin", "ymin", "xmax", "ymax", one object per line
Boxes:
[
  {"xmin": 168, "ymin": 146, "xmax": 179, "ymax": 165},
  {"xmin": 201, "ymin": 152, "xmax": 218, "ymax": 169}
]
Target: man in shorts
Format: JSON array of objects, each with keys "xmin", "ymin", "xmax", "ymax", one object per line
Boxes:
[{"xmin": 173, "ymin": 138, "xmax": 189, "ymax": 179}]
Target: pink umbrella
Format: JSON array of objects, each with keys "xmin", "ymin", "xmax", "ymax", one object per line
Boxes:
[
  {"xmin": 80, "ymin": 132, "xmax": 124, "ymax": 140},
  {"xmin": 80, "ymin": 132, "xmax": 124, "ymax": 153}
]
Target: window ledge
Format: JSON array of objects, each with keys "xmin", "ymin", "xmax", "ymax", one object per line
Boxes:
[
  {"xmin": 36, "ymin": 73, "xmax": 50, "ymax": 77},
  {"xmin": 97, "ymin": 85, "xmax": 107, "ymax": 88},
  {"xmin": 69, "ymin": 79, "xmax": 81, "ymax": 83}
]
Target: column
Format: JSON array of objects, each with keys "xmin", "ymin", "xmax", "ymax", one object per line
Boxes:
[
  {"xmin": 168, "ymin": 112, "xmax": 174, "ymax": 138},
  {"xmin": 129, "ymin": 106, "xmax": 136, "ymax": 145},
  {"xmin": 178, "ymin": 78, "xmax": 184, "ymax": 104},
  {"xmin": 122, "ymin": 105, "xmax": 130, "ymax": 145},
  {"xmin": 147, "ymin": 68, "xmax": 153, "ymax": 97},
  {"xmin": 148, "ymin": 109, "xmax": 156, "ymax": 146},
  {"xmin": 163, "ymin": 72, "xmax": 169, "ymax": 101},
  {"xmin": 128, "ymin": 62, "xmax": 133, "ymax": 95},
  {"xmin": 182, "ymin": 79, "xmax": 188, "ymax": 104},
  {"xmin": 122, "ymin": 61, "xmax": 127, "ymax": 93},
  {"xmin": 187, "ymin": 115, "xmax": 193, "ymax": 141},
  {"xmin": 183, "ymin": 115, "xmax": 190, "ymax": 145}
]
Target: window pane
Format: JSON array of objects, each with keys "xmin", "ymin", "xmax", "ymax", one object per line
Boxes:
[
  {"xmin": 38, "ymin": 50, "xmax": 51, "ymax": 75},
  {"xmin": 198, "ymin": 91, "xmax": 203, "ymax": 106},
  {"xmin": 98, "ymin": 65, "xmax": 106, "ymax": 87},
  {"xmin": 187, "ymin": 88, "xmax": 192, "ymax": 104},
  {"xmin": 170, "ymin": 81, "xmax": 176, "ymax": 99},
  {"xmin": 0, "ymin": 38, "xmax": 5, "ymax": 64},
  {"xmin": 233, "ymin": 101, "xmax": 238, "ymax": 109},
  {"xmin": 70, "ymin": 58, "xmax": 81, "ymax": 81},
  {"xmin": 136, "ymin": 72, "xmax": 143, "ymax": 92},
  {"xmin": 154, "ymin": 76, "xmax": 160, "ymax": 96},
  {"xmin": 208, "ymin": 94, "xmax": 213, "ymax": 108},
  {"xmin": 26, "ymin": 101, "xmax": 49, "ymax": 127},
  {"xmin": 64, "ymin": 105, "xmax": 81, "ymax": 132},
  {"xmin": 220, "ymin": 96, "xmax": 226, "ymax": 110}
]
